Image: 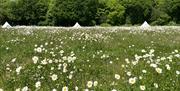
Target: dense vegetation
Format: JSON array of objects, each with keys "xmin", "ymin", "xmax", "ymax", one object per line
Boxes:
[
  {"xmin": 0, "ymin": 28, "xmax": 179, "ymax": 91},
  {"xmin": 0, "ymin": 0, "xmax": 180, "ymax": 26}
]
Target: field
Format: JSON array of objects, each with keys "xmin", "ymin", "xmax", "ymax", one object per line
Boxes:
[{"xmin": 0, "ymin": 27, "xmax": 180, "ymax": 91}]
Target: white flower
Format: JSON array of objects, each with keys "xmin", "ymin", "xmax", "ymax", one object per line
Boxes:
[
  {"xmin": 125, "ymin": 58, "xmax": 130, "ymax": 64},
  {"xmin": 109, "ymin": 61, "xmax": 113, "ymax": 64},
  {"xmin": 154, "ymin": 83, "xmax": 158, "ymax": 88},
  {"xmin": 60, "ymin": 50, "xmax": 64, "ymax": 54},
  {"xmin": 11, "ymin": 58, "xmax": 16, "ymax": 63},
  {"xmin": 87, "ymin": 81, "xmax": 93, "ymax": 88},
  {"xmin": 63, "ymin": 63, "xmax": 68, "ymax": 67},
  {"xmin": 174, "ymin": 54, "xmax": 180, "ymax": 58},
  {"xmin": 121, "ymin": 64, "xmax": 125, "ymax": 68},
  {"xmin": 129, "ymin": 77, "xmax": 136, "ymax": 85},
  {"xmin": 140, "ymin": 85, "xmax": 146, "ymax": 90},
  {"xmin": 160, "ymin": 57, "xmax": 166, "ymax": 60},
  {"xmin": 141, "ymin": 49, "xmax": 146, "ymax": 53},
  {"xmin": 35, "ymin": 81, "xmax": 41, "ymax": 88},
  {"xmin": 0, "ymin": 88, "xmax": 3, "ymax": 91},
  {"xmin": 52, "ymin": 89, "xmax": 57, "ymax": 91},
  {"xmin": 139, "ymin": 76, "xmax": 143, "ymax": 80},
  {"xmin": 6, "ymin": 47, "xmax": 9, "ymax": 50},
  {"xmin": 16, "ymin": 66, "xmax": 22, "ymax": 75},
  {"xmin": 41, "ymin": 59, "xmax": 47, "ymax": 65},
  {"xmin": 22, "ymin": 86, "xmax": 28, "ymax": 91},
  {"xmin": 115, "ymin": 74, "xmax": 120, "ymax": 80},
  {"xmin": 32, "ymin": 56, "xmax": 39, "ymax": 64},
  {"xmin": 155, "ymin": 68, "xmax": 162, "ymax": 74},
  {"xmin": 63, "ymin": 67, "xmax": 67, "ymax": 73},
  {"xmin": 127, "ymin": 72, "xmax": 131, "ymax": 76},
  {"xmin": 68, "ymin": 74, "xmax": 73, "ymax": 79},
  {"xmin": 50, "ymin": 42, "xmax": 53, "ymax": 44},
  {"xmin": 176, "ymin": 71, "xmax": 180, "ymax": 75},
  {"xmin": 45, "ymin": 42, "xmax": 48, "ymax": 45},
  {"xmin": 165, "ymin": 64, "xmax": 171, "ymax": 70},
  {"xmin": 94, "ymin": 81, "xmax": 98, "ymax": 86},
  {"xmin": 75, "ymin": 86, "xmax": 78, "ymax": 91},
  {"xmin": 51, "ymin": 74, "xmax": 58, "ymax": 81},
  {"xmin": 84, "ymin": 89, "xmax": 89, "ymax": 91},
  {"xmin": 15, "ymin": 88, "xmax": 20, "ymax": 91},
  {"xmin": 112, "ymin": 89, "xmax": 117, "ymax": 91},
  {"xmin": 132, "ymin": 61, "xmax": 138, "ymax": 65},
  {"xmin": 48, "ymin": 59, "xmax": 53, "ymax": 64},
  {"xmin": 51, "ymin": 67, "xmax": 54, "ymax": 70},
  {"xmin": 62, "ymin": 86, "xmax": 68, "ymax": 91},
  {"xmin": 150, "ymin": 49, "xmax": 155, "ymax": 54},
  {"xmin": 150, "ymin": 63, "xmax": 157, "ymax": 68},
  {"xmin": 174, "ymin": 50, "xmax": 178, "ymax": 53},
  {"xmin": 142, "ymin": 70, "xmax": 147, "ymax": 73},
  {"xmin": 36, "ymin": 47, "xmax": 42, "ymax": 53}
]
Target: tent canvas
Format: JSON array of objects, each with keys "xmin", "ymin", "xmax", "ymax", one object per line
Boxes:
[
  {"xmin": 140, "ymin": 21, "xmax": 150, "ymax": 29},
  {"xmin": 2, "ymin": 22, "xmax": 12, "ymax": 28},
  {"xmin": 73, "ymin": 22, "xmax": 81, "ymax": 28}
]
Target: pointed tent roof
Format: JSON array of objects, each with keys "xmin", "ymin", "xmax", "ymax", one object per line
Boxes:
[
  {"xmin": 140, "ymin": 21, "xmax": 150, "ymax": 29},
  {"xmin": 73, "ymin": 22, "xmax": 81, "ymax": 28},
  {"xmin": 2, "ymin": 22, "xmax": 12, "ymax": 28}
]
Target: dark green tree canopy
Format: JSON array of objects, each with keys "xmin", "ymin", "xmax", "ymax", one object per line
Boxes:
[{"xmin": 0, "ymin": 0, "xmax": 180, "ymax": 26}]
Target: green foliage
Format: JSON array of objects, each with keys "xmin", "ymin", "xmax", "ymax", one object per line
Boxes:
[
  {"xmin": 171, "ymin": 0, "xmax": 180, "ymax": 23},
  {"xmin": 168, "ymin": 21, "xmax": 177, "ymax": 26},
  {"xmin": 122, "ymin": 0, "xmax": 153, "ymax": 24},
  {"xmin": 151, "ymin": 9, "xmax": 171, "ymax": 25},
  {"xmin": 1, "ymin": 0, "xmax": 180, "ymax": 26},
  {"xmin": 100, "ymin": 23, "xmax": 111, "ymax": 27},
  {"xmin": 9, "ymin": 0, "xmax": 48, "ymax": 25},
  {"xmin": 106, "ymin": 0, "xmax": 125, "ymax": 25},
  {"xmin": 0, "ymin": 0, "xmax": 11, "ymax": 24}
]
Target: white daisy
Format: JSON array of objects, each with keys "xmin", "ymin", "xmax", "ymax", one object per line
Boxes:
[
  {"xmin": 129, "ymin": 77, "xmax": 136, "ymax": 85},
  {"xmin": 115, "ymin": 74, "xmax": 120, "ymax": 80},
  {"xmin": 62, "ymin": 86, "xmax": 68, "ymax": 91},
  {"xmin": 32, "ymin": 56, "xmax": 39, "ymax": 64},
  {"xmin": 140, "ymin": 85, "xmax": 146, "ymax": 90},
  {"xmin": 87, "ymin": 81, "xmax": 93, "ymax": 88},
  {"xmin": 51, "ymin": 74, "xmax": 58, "ymax": 81},
  {"xmin": 155, "ymin": 68, "xmax": 162, "ymax": 74},
  {"xmin": 21, "ymin": 86, "xmax": 28, "ymax": 91},
  {"xmin": 94, "ymin": 81, "xmax": 98, "ymax": 86},
  {"xmin": 35, "ymin": 81, "xmax": 41, "ymax": 88}
]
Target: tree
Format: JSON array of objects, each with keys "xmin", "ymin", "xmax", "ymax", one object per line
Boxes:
[
  {"xmin": 149, "ymin": 0, "xmax": 171, "ymax": 25},
  {"xmin": 96, "ymin": 0, "xmax": 125, "ymax": 25},
  {"xmin": 46, "ymin": 0, "xmax": 99, "ymax": 26},
  {"xmin": 106, "ymin": 0, "xmax": 125, "ymax": 25},
  {"xmin": 0, "ymin": 0, "xmax": 11, "ymax": 25},
  {"xmin": 170, "ymin": 0, "xmax": 180, "ymax": 23},
  {"xmin": 122, "ymin": 0, "xmax": 153, "ymax": 25},
  {"xmin": 10, "ymin": 0, "xmax": 48, "ymax": 25}
]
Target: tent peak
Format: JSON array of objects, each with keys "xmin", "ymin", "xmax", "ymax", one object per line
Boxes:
[
  {"xmin": 73, "ymin": 22, "xmax": 81, "ymax": 28},
  {"xmin": 140, "ymin": 21, "xmax": 150, "ymax": 30},
  {"xmin": 2, "ymin": 22, "xmax": 12, "ymax": 28}
]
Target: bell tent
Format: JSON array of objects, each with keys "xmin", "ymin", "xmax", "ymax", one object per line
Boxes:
[
  {"xmin": 73, "ymin": 22, "xmax": 81, "ymax": 28},
  {"xmin": 140, "ymin": 21, "xmax": 150, "ymax": 30}
]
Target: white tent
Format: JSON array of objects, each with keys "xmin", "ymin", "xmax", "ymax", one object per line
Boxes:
[
  {"xmin": 140, "ymin": 21, "xmax": 150, "ymax": 30},
  {"xmin": 73, "ymin": 22, "xmax": 81, "ymax": 28},
  {"xmin": 2, "ymin": 22, "xmax": 12, "ymax": 28}
]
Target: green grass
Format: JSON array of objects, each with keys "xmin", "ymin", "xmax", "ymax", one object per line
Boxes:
[{"xmin": 0, "ymin": 28, "xmax": 179, "ymax": 91}]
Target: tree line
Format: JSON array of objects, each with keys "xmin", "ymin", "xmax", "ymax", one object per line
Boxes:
[{"xmin": 0, "ymin": 0, "xmax": 180, "ymax": 26}]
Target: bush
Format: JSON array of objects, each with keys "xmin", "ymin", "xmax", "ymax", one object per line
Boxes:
[
  {"xmin": 100, "ymin": 23, "xmax": 111, "ymax": 27},
  {"xmin": 168, "ymin": 21, "xmax": 177, "ymax": 26}
]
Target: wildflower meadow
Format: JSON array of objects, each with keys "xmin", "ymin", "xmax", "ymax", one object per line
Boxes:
[{"xmin": 0, "ymin": 27, "xmax": 179, "ymax": 91}]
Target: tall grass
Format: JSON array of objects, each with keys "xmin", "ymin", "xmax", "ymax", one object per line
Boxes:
[{"xmin": 0, "ymin": 28, "xmax": 179, "ymax": 91}]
